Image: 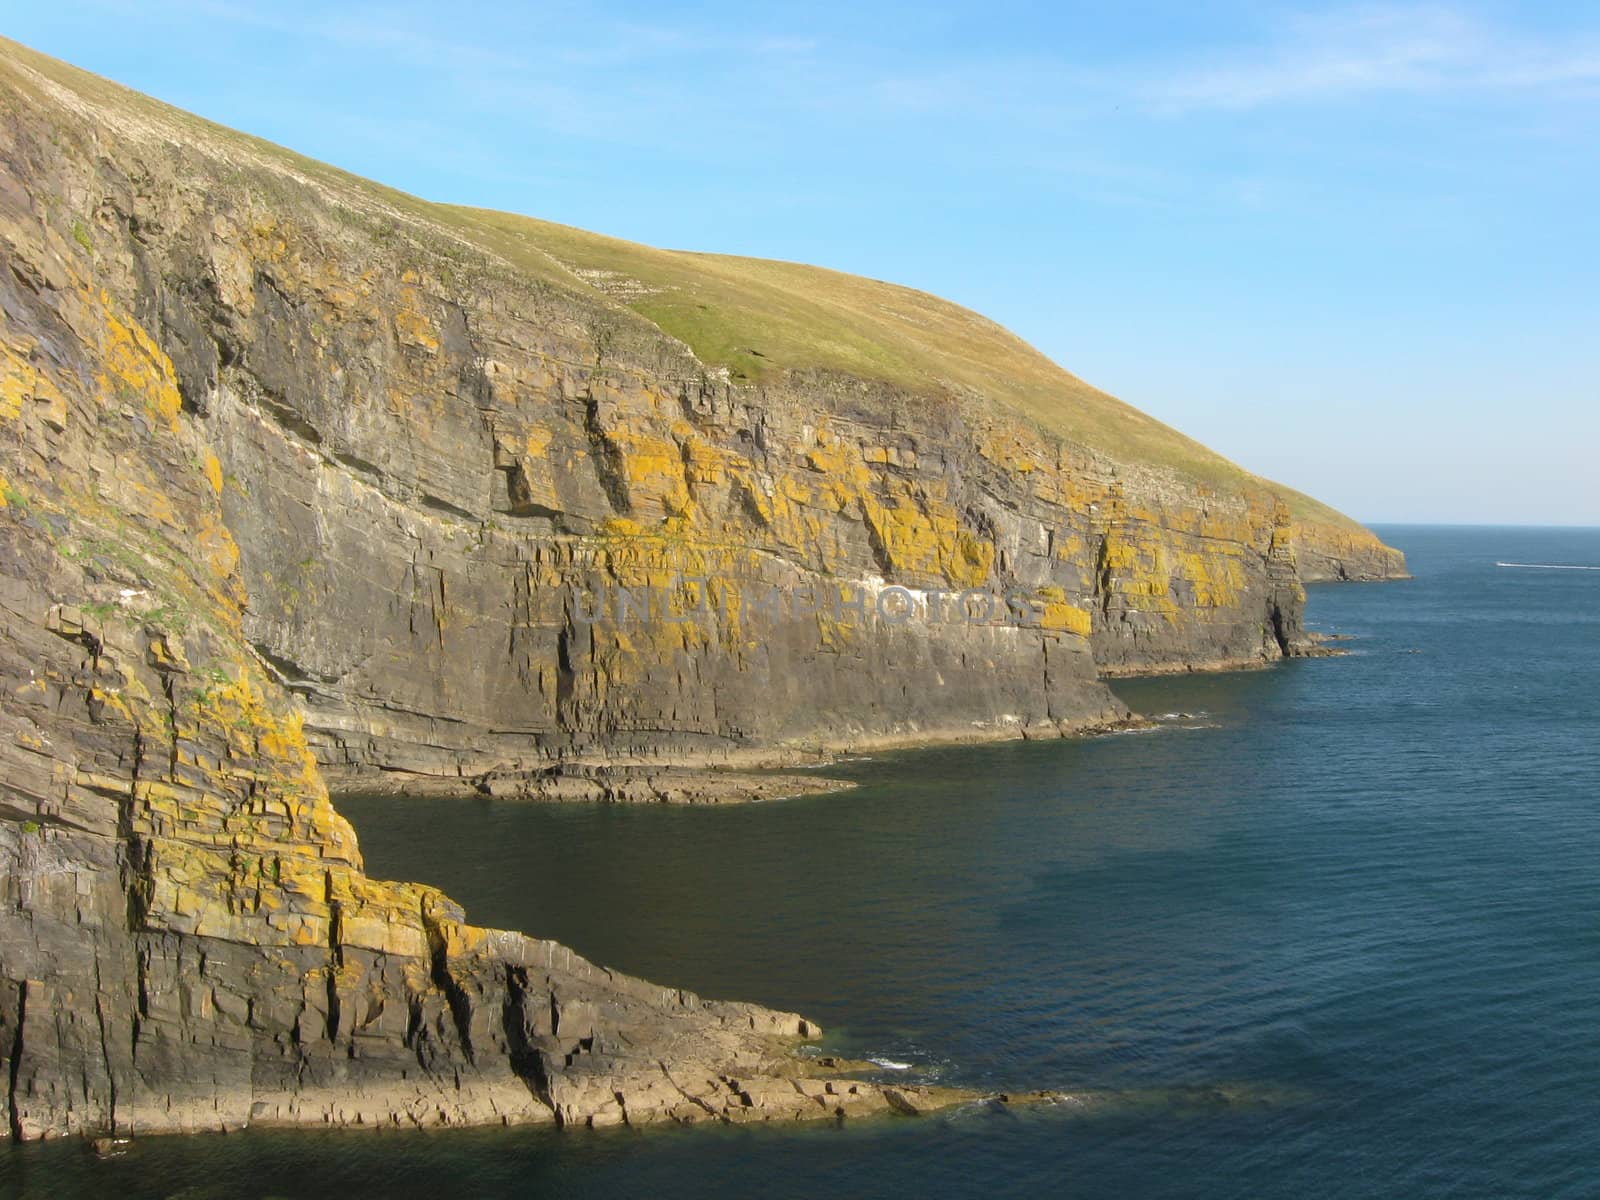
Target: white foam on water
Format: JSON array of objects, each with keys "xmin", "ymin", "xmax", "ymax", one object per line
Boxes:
[
  {"xmin": 1497, "ymin": 562, "xmax": 1600, "ymax": 571},
  {"xmin": 868, "ymin": 1057, "xmax": 912, "ymax": 1071}
]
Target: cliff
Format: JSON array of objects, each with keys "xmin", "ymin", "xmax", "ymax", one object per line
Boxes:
[{"xmin": 0, "ymin": 39, "xmax": 1404, "ymax": 1140}]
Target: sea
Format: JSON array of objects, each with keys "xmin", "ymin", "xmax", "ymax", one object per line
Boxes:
[{"xmin": 4, "ymin": 525, "xmax": 1597, "ymax": 1198}]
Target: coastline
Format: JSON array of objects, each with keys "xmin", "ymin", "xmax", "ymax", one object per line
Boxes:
[
  {"xmin": 322, "ymin": 635, "xmax": 1366, "ymax": 805},
  {"xmin": 0, "ymin": 35, "xmax": 1410, "ymax": 1149}
]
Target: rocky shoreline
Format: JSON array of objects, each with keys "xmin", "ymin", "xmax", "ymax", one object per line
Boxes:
[
  {"xmin": 0, "ymin": 38, "xmax": 1405, "ymax": 1144},
  {"xmin": 326, "ymin": 639, "xmax": 1372, "ymax": 808},
  {"xmin": 325, "ymin": 705, "xmax": 1160, "ymax": 804},
  {"xmin": 332, "ymin": 763, "xmax": 858, "ymax": 806}
]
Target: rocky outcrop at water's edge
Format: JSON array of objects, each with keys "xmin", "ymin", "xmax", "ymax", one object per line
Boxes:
[{"xmin": 0, "ymin": 38, "xmax": 1405, "ymax": 1140}]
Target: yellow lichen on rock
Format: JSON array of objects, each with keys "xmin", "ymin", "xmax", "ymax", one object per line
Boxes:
[
  {"xmin": 1036, "ymin": 585, "xmax": 1093, "ymax": 637},
  {"xmin": 977, "ymin": 423, "xmax": 1047, "ymax": 476},
  {"xmin": 1174, "ymin": 548, "xmax": 1245, "ymax": 609},
  {"xmin": 202, "ymin": 450, "xmax": 224, "ymax": 496},
  {"xmin": 1291, "ymin": 518, "xmax": 1408, "ymax": 580},
  {"xmin": 96, "ymin": 294, "xmax": 183, "ymax": 430},
  {"xmin": 393, "ymin": 299, "xmax": 440, "ymax": 354},
  {"xmin": 1098, "ymin": 525, "xmax": 1181, "ymax": 618},
  {"xmin": 611, "ymin": 426, "xmax": 692, "ymax": 516}
]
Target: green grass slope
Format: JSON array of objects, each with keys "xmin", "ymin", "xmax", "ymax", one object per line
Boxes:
[{"xmin": 1, "ymin": 34, "xmax": 1362, "ymax": 530}]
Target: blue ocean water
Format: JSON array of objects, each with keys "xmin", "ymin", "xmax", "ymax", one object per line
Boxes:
[{"xmin": 4, "ymin": 525, "xmax": 1598, "ymax": 1198}]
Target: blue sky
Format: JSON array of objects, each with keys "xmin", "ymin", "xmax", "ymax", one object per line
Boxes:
[{"xmin": 6, "ymin": 1, "xmax": 1597, "ymax": 523}]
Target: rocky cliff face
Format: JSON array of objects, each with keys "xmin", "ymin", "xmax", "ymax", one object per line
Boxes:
[
  {"xmin": 0, "ymin": 40, "xmax": 1403, "ymax": 1140},
  {"xmin": 1290, "ymin": 520, "xmax": 1409, "ymax": 583}
]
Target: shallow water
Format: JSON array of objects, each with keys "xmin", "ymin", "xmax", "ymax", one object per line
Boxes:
[{"xmin": 6, "ymin": 525, "xmax": 1599, "ymax": 1199}]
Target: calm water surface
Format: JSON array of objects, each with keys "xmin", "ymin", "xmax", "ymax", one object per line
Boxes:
[{"xmin": 5, "ymin": 526, "xmax": 1598, "ymax": 1198}]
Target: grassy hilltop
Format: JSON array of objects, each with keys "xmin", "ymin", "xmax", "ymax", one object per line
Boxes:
[{"xmin": 1, "ymin": 34, "xmax": 1355, "ymax": 530}]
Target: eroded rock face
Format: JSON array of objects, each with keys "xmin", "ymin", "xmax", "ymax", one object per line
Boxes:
[
  {"xmin": 0, "ymin": 41, "xmax": 1404, "ymax": 1140},
  {"xmin": 1291, "ymin": 522, "xmax": 1410, "ymax": 583}
]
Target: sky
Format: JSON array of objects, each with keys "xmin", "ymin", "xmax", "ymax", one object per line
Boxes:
[{"xmin": 4, "ymin": 1, "xmax": 1597, "ymax": 524}]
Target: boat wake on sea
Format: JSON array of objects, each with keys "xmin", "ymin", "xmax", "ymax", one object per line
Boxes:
[{"xmin": 1496, "ymin": 562, "xmax": 1600, "ymax": 570}]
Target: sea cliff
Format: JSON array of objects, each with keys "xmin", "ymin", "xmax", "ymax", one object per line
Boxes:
[{"xmin": 0, "ymin": 38, "xmax": 1403, "ymax": 1139}]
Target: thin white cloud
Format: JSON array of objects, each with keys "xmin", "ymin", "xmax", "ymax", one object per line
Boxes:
[
  {"xmin": 1146, "ymin": 5, "xmax": 1600, "ymax": 112},
  {"xmin": 173, "ymin": 1, "xmax": 819, "ymax": 73},
  {"xmin": 811, "ymin": 5, "xmax": 1600, "ymax": 124},
  {"xmin": 312, "ymin": 14, "xmax": 530, "ymax": 73},
  {"xmin": 56, "ymin": 0, "xmax": 1600, "ymax": 215},
  {"xmin": 99, "ymin": 0, "xmax": 535, "ymax": 72},
  {"xmin": 83, "ymin": 0, "xmax": 1600, "ymax": 126}
]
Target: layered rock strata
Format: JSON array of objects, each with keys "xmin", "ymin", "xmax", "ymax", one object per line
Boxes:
[{"xmin": 0, "ymin": 39, "xmax": 1404, "ymax": 1140}]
